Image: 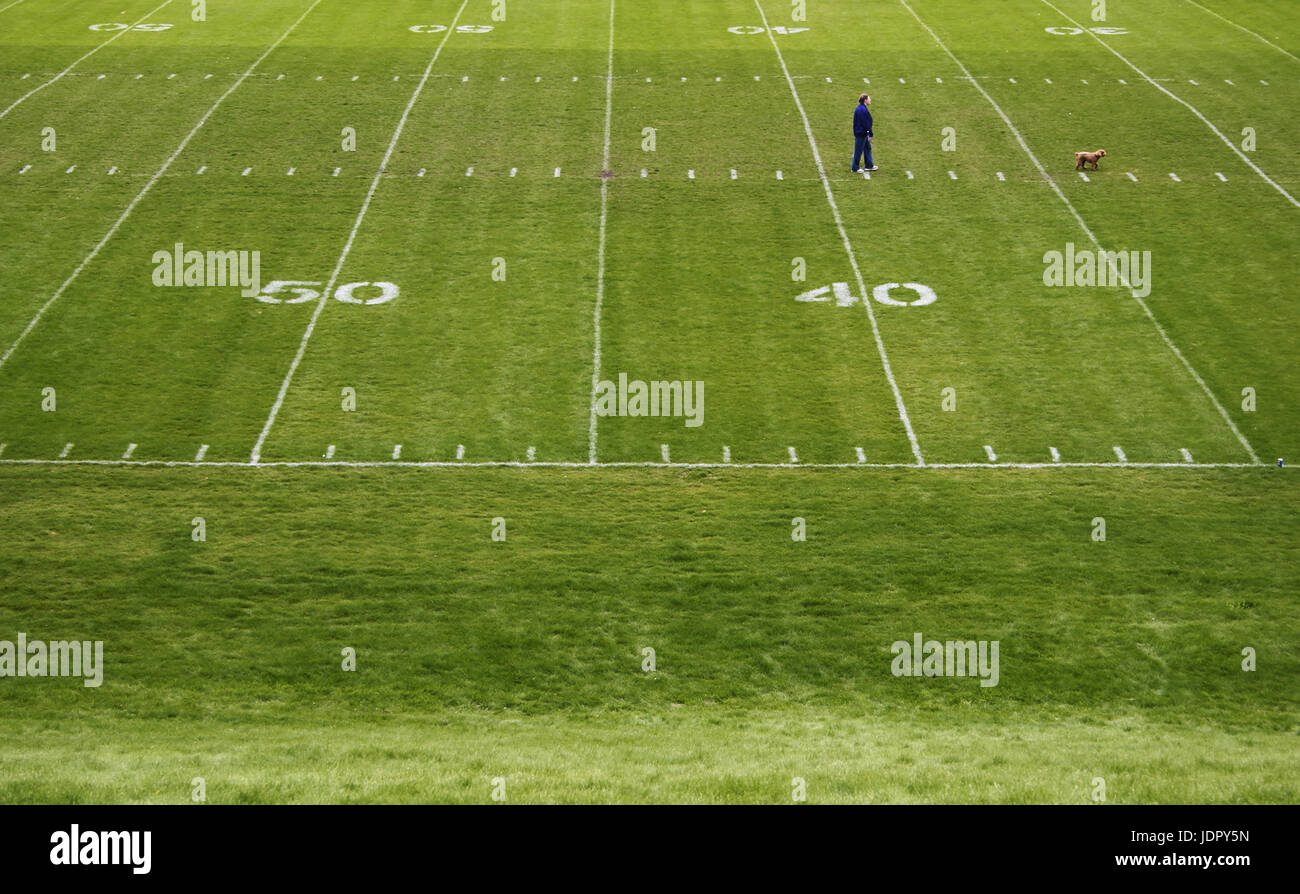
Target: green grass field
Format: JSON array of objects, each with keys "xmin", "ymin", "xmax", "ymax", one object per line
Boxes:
[{"xmin": 0, "ymin": 0, "xmax": 1296, "ymax": 803}]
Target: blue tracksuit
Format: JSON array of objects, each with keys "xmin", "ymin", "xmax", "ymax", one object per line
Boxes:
[{"xmin": 853, "ymin": 104, "xmax": 874, "ymax": 170}]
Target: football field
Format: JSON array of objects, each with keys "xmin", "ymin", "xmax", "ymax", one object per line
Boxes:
[{"xmin": 0, "ymin": 0, "xmax": 1296, "ymax": 804}]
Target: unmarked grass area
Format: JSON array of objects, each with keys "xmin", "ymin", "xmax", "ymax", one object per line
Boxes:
[{"xmin": 0, "ymin": 467, "xmax": 1295, "ymax": 802}]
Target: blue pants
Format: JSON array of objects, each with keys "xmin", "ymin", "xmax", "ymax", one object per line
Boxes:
[{"xmin": 853, "ymin": 135, "xmax": 874, "ymax": 170}]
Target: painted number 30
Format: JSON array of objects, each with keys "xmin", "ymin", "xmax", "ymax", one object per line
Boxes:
[{"xmin": 255, "ymin": 281, "xmax": 400, "ymax": 306}]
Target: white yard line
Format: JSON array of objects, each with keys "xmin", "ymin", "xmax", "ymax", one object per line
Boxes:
[
  {"xmin": 0, "ymin": 0, "xmax": 176, "ymax": 120},
  {"xmin": 0, "ymin": 0, "xmax": 27, "ymax": 14},
  {"xmin": 0, "ymin": 458, "xmax": 1273, "ymax": 470},
  {"xmin": 250, "ymin": 0, "xmax": 469, "ymax": 464},
  {"xmin": 1182, "ymin": 0, "xmax": 1300, "ymax": 64},
  {"xmin": 899, "ymin": 0, "xmax": 1261, "ymax": 465},
  {"xmin": 587, "ymin": 0, "xmax": 615, "ymax": 465},
  {"xmin": 1038, "ymin": 0, "xmax": 1298, "ymax": 209},
  {"xmin": 0, "ymin": 0, "xmax": 326, "ymax": 373},
  {"xmin": 756, "ymin": 0, "xmax": 924, "ymax": 466}
]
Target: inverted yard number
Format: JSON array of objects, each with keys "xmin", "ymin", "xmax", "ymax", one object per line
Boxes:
[
  {"xmin": 408, "ymin": 25, "xmax": 494, "ymax": 33},
  {"xmin": 256, "ymin": 281, "xmax": 399, "ymax": 306},
  {"xmin": 796, "ymin": 281, "xmax": 936, "ymax": 307},
  {"xmin": 1045, "ymin": 26, "xmax": 1127, "ymax": 35},
  {"xmin": 728, "ymin": 26, "xmax": 808, "ymax": 34},
  {"xmin": 89, "ymin": 23, "xmax": 173, "ymax": 31}
]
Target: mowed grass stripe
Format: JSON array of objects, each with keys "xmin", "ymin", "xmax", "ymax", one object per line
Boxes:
[
  {"xmin": 260, "ymin": 0, "xmax": 615, "ymax": 464},
  {"xmin": 897, "ymin": 0, "xmax": 1261, "ymax": 464},
  {"xmin": 250, "ymin": 0, "xmax": 471, "ymax": 463},
  {"xmin": 1182, "ymin": 0, "xmax": 1300, "ymax": 63},
  {"xmin": 0, "ymin": 0, "xmax": 176, "ymax": 120}
]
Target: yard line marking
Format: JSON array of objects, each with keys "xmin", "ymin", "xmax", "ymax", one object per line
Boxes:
[
  {"xmin": 587, "ymin": 0, "xmax": 616, "ymax": 465},
  {"xmin": 995, "ymin": 171, "xmax": 1005, "ymax": 180},
  {"xmin": 526, "ymin": 446, "xmax": 536, "ymax": 461},
  {"xmin": 18, "ymin": 164, "xmax": 29, "ymax": 174},
  {"xmin": 351, "ymin": 75, "xmax": 359, "ymax": 81},
  {"xmin": 456, "ymin": 444, "xmax": 465, "ymax": 460},
  {"xmin": 1038, "ymin": 0, "xmax": 1298, "ymax": 209},
  {"xmin": 242, "ymin": 167, "xmax": 252, "ymax": 176},
  {"xmin": 776, "ymin": 169, "xmax": 783, "ymax": 180},
  {"xmin": 536, "ymin": 76, "xmax": 542, "ymax": 82},
  {"xmin": 314, "ymin": 75, "xmax": 322, "ymax": 81},
  {"xmin": 687, "ymin": 169, "xmax": 695, "ymax": 179},
  {"xmin": 906, "ymin": 170, "xmax": 914, "ymax": 179},
  {"xmin": 195, "ymin": 444, "xmax": 209, "ymax": 461},
  {"xmin": 0, "ymin": 0, "xmax": 28, "ymax": 13},
  {"xmin": 1009, "ymin": 77, "xmax": 1016, "ymax": 83},
  {"xmin": 97, "ymin": 74, "xmax": 107, "ymax": 80},
  {"xmin": 122, "ymin": 443, "xmax": 136, "ymax": 459},
  {"xmin": 660, "ymin": 444, "xmax": 670, "ymax": 462},
  {"xmin": 465, "ymin": 166, "xmax": 473, "ymax": 176},
  {"xmin": 461, "ymin": 75, "xmax": 469, "ymax": 82},
  {"xmin": 204, "ymin": 74, "xmax": 212, "ymax": 79},
  {"xmin": 554, "ymin": 166, "xmax": 561, "ymax": 177},
  {"xmin": 758, "ymin": 0, "xmax": 923, "ymax": 466},
  {"xmin": 1180, "ymin": 448, "xmax": 1194, "ymax": 463},
  {"xmin": 855, "ymin": 447, "xmax": 866, "ymax": 463},
  {"xmin": 252, "ymin": 0, "xmax": 469, "ymax": 465},
  {"xmin": 107, "ymin": 166, "xmax": 117, "ymax": 175},
  {"xmin": 948, "ymin": 170, "xmax": 957, "ymax": 179},
  {"xmin": 862, "ymin": 77, "xmax": 869, "ymax": 83},
  {"xmin": 1081, "ymin": 78, "xmax": 1088, "ymax": 84},
  {"xmin": 1049, "ymin": 446, "xmax": 1060, "ymax": 462},
  {"xmin": 287, "ymin": 167, "xmax": 295, "ymax": 175},
  {"xmin": 1224, "ymin": 79, "xmax": 1234, "ymax": 85},
  {"xmin": 898, "ymin": 77, "xmax": 905, "ymax": 83},
  {"xmin": 0, "ymin": 458, "xmax": 1276, "ymax": 471},
  {"xmin": 901, "ymin": 0, "xmax": 1260, "ymax": 465},
  {"xmin": 333, "ymin": 167, "xmax": 340, "ymax": 176},
  {"xmin": 324, "ymin": 444, "xmax": 335, "ymax": 459},
  {"xmin": 730, "ymin": 168, "xmax": 737, "ymax": 179},
  {"xmin": 1260, "ymin": 79, "xmax": 1268, "ymax": 85},
  {"xmin": 787, "ymin": 446, "xmax": 799, "ymax": 463},
  {"xmin": 983, "ymin": 445, "xmax": 997, "ymax": 462},
  {"xmin": 0, "ymin": 0, "xmax": 328, "ymax": 373},
  {"xmin": 1169, "ymin": 172, "xmax": 1181, "ymax": 181},
  {"xmin": 1126, "ymin": 171, "xmax": 1138, "ymax": 181},
  {"xmin": 197, "ymin": 165, "xmax": 206, "ymax": 174},
  {"xmin": 723, "ymin": 446, "xmax": 731, "ymax": 463},
  {"xmin": 1188, "ymin": 79, "xmax": 1198, "ymax": 85},
  {"xmin": 640, "ymin": 168, "xmax": 647, "ymax": 177},
  {"xmin": 1044, "ymin": 78, "xmax": 1052, "ymax": 84},
  {"xmin": 418, "ymin": 168, "xmax": 426, "ymax": 177},
  {"xmin": 277, "ymin": 73, "xmax": 285, "ymax": 80},
  {"xmin": 58, "ymin": 443, "xmax": 72, "ymax": 459},
  {"xmin": 392, "ymin": 445, "xmax": 402, "ymax": 460},
  {"xmin": 1118, "ymin": 78, "xmax": 1127, "ymax": 84},
  {"xmin": 0, "ymin": 0, "xmax": 174, "ymax": 120},
  {"xmin": 1078, "ymin": 171, "xmax": 1090, "ymax": 181},
  {"xmin": 936, "ymin": 77, "xmax": 942, "ymax": 83},
  {"xmin": 134, "ymin": 74, "xmax": 144, "ymax": 80},
  {"xmin": 509, "ymin": 167, "xmax": 517, "ymax": 177},
  {"xmin": 1113, "ymin": 445, "xmax": 1127, "ymax": 463},
  {"xmin": 1215, "ymin": 172, "xmax": 1227, "ymax": 181},
  {"xmin": 168, "ymin": 73, "xmax": 176, "ymax": 79}
]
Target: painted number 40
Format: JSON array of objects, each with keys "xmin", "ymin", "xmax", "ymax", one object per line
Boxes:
[{"xmin": 255, "ymin": 281, "xmax": 400, "ymax": 305}]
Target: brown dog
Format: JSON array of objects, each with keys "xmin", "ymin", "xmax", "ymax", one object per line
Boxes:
[{"xmin": 1074, "ymin": 149, "xmax": 1106, "ymax": 170}]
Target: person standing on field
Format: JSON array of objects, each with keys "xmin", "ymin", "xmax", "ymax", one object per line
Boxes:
[{"xmin": 852, "ymin": 93, "xmax": 877, "ymax": 173}]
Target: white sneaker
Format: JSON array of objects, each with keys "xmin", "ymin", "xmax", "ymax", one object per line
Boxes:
[{"xmin": 867, "ymin": 166, "xmax": 879, "ymax": 172}]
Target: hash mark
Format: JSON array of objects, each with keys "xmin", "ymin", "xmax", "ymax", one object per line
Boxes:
[
  {"xmin": 983, "ymin": 445, "xmax": 997, "ymax": 462},
  {"xmin": 687, "ymin": 169, "xmax": 694, "ymax": 179},
  {"xmin": 392, "ymin": 444, "xmax": 402, "ymax": 460},
  {"xmin": 1180, "ymin": 448, "xmax": 1193, "ymax": 463},
  {"xmin": 122, "ymin": 443, "xmax": 136, "ymax": 459},
  {"xmin": 107, "ymin": 166, "xmax": 117, "ymax": 175},
  {"xmin": 58, "ymin": 443, "xmax": 72, "ymax": 459},
  {"xmin": 456, "ymin": 444, "xmax": 465, "ymax": 460},
  {"xmin": 195, "ymin": 444, "xmax": 209, "ymax": 462},
  {"xmin": 18, "ymin": 164, "xmax": 29, "ymax": 174},
  {"xmin": 660, "ymin": 444, "xmax": 670, "ymax": 463},
  {"xmin": 242, "ymin": 167, "xmax": 252, "ymax": 176},
  {"xmin": 1126, "ymin": 172, "xmax": 1138, "ymax": 181},
  {"xmin": 510, "ymin": 167, "xmax": 517, "ymax": 177},
  {"xmin": 325, "ymin": 444, "xmax": 335, "ymax": 459},
  {"xmin": 776, "ymin": 170, "xmax": 783, "ymax": 180},
  {"xmin": 1169, "ymin": 172, "xmax": 1181, "ymax": 181},
  {"xmin": 787, "ymin": 446, "xmax": 799, "ymax": 464},
  {"xmin": 855, "ymin": 447, "xmax": 866, "ymax": 464},
  {"xmin": 526, "ymin": 446, "xmax": 536, "ymax": 462},
  {"xmin": 1049, "ymin": 447, "xmax": 1060, "ymax": 463},
  {"xmin": 1113, "ymin": 446, "xmax": 1127, "ymax": 463},
  {"xmin": 730, "ymin": 168, "xmax": 737, "ymax": 179},
  {"xmin": 948, "ymin": 170, "xmax": 957, "ymax": 179},
  {"xmin": 197, "ymin": 165, "xmax": 206, "ymax": 175},
  {"xmin": 906, "ymin": 170, "xmax": 914, "ymax": 179},
  {"xmin": 1079, "ymin": 171, "xmax": 1090, "ymax": 182},
  {"xmin": 333, "ymin": 167, "xmax": 340, "ymax": 176},
  {"xmin": 417, "ymin": 168, "xmax": 425, "ymax": 177},
  {"xmin": 1215, "ymin": 172, "xmax": 1227, "ymax": 181},
  {"xmin": 995, "ymin": 171, "xmax": 1005, "ymax": 180},
  {"xmin": 466, "ymin": 166, "xmax": 473, "ymax": 176},
  {"xmin": 554, "ymin": 167, "xmax": 561, "ymax": 177},
  {"xmin": 722, "ymin": 446, "xmax": 731, "ymax": 463}
]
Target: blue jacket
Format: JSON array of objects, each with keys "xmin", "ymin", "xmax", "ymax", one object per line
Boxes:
[{"xmin": 854, "ymin": 104, "xmax": 873, "ymax": 138}]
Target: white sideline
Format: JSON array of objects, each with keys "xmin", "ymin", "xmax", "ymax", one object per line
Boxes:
[
  {"xmin": 0, "ymin": 0, "xmax": 175, "ymax": 120},
  {"xmin": 899, "ymin": 0, "xmax": 1261, "ymax": 466},
  {"xmin": 1182, "ymin": 0, "xmax": 1300, "ymax": 64},
  {"xmin": 0, "ymin": 458, "xmax": 1274, "ymax": 471},
  {"xmin": 587, "ymin": 0, "xmax": 615, "ymax": 464},
  {"xmin": 1038, "ymin": 0, "xmax": 1298, "ymax": 210},
  {"xmin": 755, "ymin": 0, "xmax": 925, "ymax": 467},
  {"xmin": 250, "ymin": 0, "xmax": 470, "ymax": 464},
  {"xmin": 0, "ymin": 0, "xmax": 326, "ymax": 372}
]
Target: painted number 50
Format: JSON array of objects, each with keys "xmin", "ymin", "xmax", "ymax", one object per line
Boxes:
[{"xmin": 255, "ymin": 280, "xmax": 400, "ymax": 305}]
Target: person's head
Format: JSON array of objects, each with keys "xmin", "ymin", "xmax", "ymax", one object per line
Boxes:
[{"xmin": 859, "ymin": 93, "xmax": 870, "ymax": 105}]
